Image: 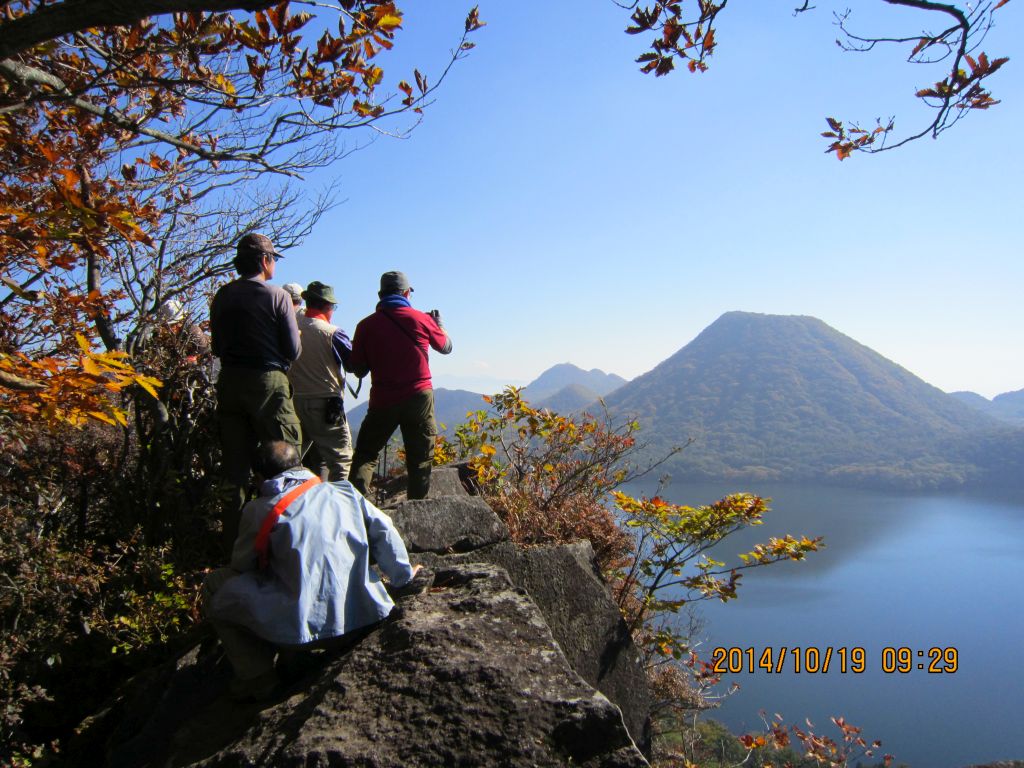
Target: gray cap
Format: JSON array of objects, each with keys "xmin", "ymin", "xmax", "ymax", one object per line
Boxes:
[
  {"xmin": 282, "ymin": 283, "xmax": 303, "ymax": 303},
  {"xmin": 302, "ymin": 281, "xmax": 337, "ymax": 305},
  {"xmin": 237, "ymin": 232, "xmax": 283, "ymax": 260},
  {"xmin": 379, "ymin": 270, "xmax": 413, "ymax": 294}
]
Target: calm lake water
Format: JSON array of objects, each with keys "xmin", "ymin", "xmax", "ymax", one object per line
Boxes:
[{"xmin": 626, "ymin": 481, "xmax": 1024, "ymax": 768}]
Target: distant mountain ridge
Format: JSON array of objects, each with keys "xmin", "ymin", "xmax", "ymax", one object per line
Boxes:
[
  {"xmin": 603, "ymin": 311, "xmax": 1022, "ymax": 489},
  {"xmin": 347, "ymin": 388, "xmax": 487, "ymax": 437},
  {"xmin": 346, "ymin": 363, "xmax": 627, "ymax": 436},
  {"xmin": 521, "ymin": 363, "xmax": 626, "ymax": 404},
  {"xmin": 951, "ymin": 388, "xmax": 1024, "ymax": 425},
  {"xmin": 343, "ymin": 316, "xmax": 1021, "ymax": 489},
  {"xmin": 534, "ymin": 382, "xmax": 604, "ymax": 414}
]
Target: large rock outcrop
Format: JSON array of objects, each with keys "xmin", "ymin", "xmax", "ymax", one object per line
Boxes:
[
  {"xmin": 71, "ymin": 467, "xmax": 653, "ymax": 766},
  {"xmin": 390, "ymin": 468, "xmax": 653, "ymax": 753}
]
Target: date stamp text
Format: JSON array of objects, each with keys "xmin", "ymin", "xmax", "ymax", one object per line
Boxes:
[{"xmin": 709, "ymin": 646, "xmax": 959, "ymax": 674}]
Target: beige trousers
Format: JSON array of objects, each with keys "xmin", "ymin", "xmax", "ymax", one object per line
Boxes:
[{"xmin": 294, "ymin": 395, "xmax": 353, "ymax": 482}]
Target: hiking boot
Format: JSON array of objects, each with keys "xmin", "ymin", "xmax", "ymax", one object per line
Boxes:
[{"xmin": 228, "ymin": 669, "xmax": 280, "ymax": 702}]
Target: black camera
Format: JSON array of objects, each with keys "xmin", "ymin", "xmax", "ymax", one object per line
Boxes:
[{"xmin": 324, "ymin": 396, "xmax": 345, "ymax": 426}]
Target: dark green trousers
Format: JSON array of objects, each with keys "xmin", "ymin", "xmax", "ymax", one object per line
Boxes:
[
  {"xmin": 350, "ymin": 389, "xmax": 436, "ymax": 500},
  {"xmin": 216, "ymin": 368, "xmax": 302, "ymax": 547}
]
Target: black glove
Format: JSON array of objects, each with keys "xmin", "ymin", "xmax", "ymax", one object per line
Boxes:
[{"xmin": 428, "ymin": 309, "xmax": 444, "ymax": 329}]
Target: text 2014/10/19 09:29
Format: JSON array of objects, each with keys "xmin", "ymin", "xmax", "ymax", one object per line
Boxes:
[{"xmin": 709, "ymin": 646, "xmax": 959, "ymax": 674}]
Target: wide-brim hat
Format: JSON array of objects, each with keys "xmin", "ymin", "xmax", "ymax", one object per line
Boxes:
[{"xmin": 302, "ymin": 280, "xmax": 337, "ymax": 305}]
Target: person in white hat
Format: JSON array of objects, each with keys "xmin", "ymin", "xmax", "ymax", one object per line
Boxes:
[{"xmin": 282, "ymin": 283, "xmax": 304, "ymax": 315}]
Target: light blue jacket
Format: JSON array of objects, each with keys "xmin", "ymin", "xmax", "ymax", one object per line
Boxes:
[{"xmin": 209, "ymin": 468, "xmax": 415, "ymax": 645}]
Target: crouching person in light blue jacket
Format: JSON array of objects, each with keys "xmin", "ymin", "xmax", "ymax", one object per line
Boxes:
[{"xmin": 204, "ymin": 440, "xmax": 420, "ymax": 699}]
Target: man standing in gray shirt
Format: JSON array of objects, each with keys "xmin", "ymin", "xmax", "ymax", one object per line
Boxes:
[{"xmin": 210, "ymin": 233, "xmax": 303, "ymax": 548}]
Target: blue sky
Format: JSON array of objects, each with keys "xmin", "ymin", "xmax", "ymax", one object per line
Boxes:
[{"xmin": 278, "ymin": 1, "xmax": 1022, "ymax": 399}]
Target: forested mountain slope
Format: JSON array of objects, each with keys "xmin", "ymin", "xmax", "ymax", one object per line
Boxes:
[{"xmin": 604, "ymin": 312, "xmax": 1021, "ymax": 488}]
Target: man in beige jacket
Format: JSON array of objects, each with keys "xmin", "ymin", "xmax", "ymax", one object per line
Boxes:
[{"xmin": 287, "ymin": 281, "xmax": 354, "ymax": 481}]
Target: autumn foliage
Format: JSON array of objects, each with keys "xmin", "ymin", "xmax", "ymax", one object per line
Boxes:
[
  {"xmin": 0, "ymin": 5, "xmax": 486, "ymax": 761},
  {"xmin": 0, "ymin": 1, "xmax": 484, "ymax": 430},
  {"xmin": 454, "ymin": 388, "xmax": 670, "ymax": 567},
  {"xmin": 452, "ymin": 391, "xmax": 811, "ymax": 707},
  {"xmin": 623, "ymin": 0, "xmax": 1011, "ymax": 158}
]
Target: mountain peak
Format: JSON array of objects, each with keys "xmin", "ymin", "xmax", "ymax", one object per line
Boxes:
[
  {"xmin": 523, "ymin": 363, "xmax": 626, "ymax": 403},
  {"xmin": 604, "ymin": 312, "xmax": 1012, "ymax": 488}
]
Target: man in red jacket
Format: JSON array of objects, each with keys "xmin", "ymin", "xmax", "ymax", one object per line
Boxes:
[{"xmin": 348, "ymin": 271, "xmax": 452, "ymax": 499}]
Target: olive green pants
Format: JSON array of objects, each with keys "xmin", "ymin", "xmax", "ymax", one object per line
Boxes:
[
  {"xmin": 350, "ymin": 389, "xmax": 436, "ymax": 500},
  {"xmin": 216, "ymin": 368, "xmax": 302, "ymax": 548},
  {"xmin": 203, "ymin": 568, "xmax": 278, "ymax": 686}
]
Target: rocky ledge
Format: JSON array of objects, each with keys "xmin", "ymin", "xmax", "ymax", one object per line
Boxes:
[{"xmin": 69, "ymin": 468, "xmax": 652, "ymax": 767}]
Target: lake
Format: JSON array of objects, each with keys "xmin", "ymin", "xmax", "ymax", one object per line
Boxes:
[{"xmin": 625, "ymin": 481, "xmax": 1024, "ymax": 768}]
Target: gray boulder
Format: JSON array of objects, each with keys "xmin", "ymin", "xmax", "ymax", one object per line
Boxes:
[
  {"xmin": 390, "ymin": 496, "xmax": 509, "ymax": 553},
  {"xmin": 392, "ymin": 490, "xmax": 652, "ymax": 754},
  {"xmin": 424, "ymin": 464, "xmax": 474, "ymax": 497},
  {"xmin": 417, "ymin": 540, "xmax": 653, "ymax": 754}
]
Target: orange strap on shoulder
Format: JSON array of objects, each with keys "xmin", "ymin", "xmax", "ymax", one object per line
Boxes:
[{"xmin": 254, "ymin": 476, "xmax": 321, "ymax": 569}]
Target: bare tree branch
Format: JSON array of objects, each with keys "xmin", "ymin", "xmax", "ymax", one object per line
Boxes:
[
  {"xmin": 0, "ymin": 59, "xmax": 295, "ymax": 174},
  {"xmin": 0, "ymin": 0, "xmax": 278, "ymax": 61},
  {"xmin": 0, "ymin": 368, "xmax": 46, "ymax": 392},
  {"xmin": 824, "ymin": 0, "xmax": 1008, "ymax": 156}
]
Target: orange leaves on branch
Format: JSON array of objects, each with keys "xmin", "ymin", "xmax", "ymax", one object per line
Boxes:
[
  {"xmin": 363, "ymin": 65, "xmax": 383, "ymax": 88},
  {"xmin": 1, "ymin": 99, "xmax": 160, "ymax": 429},
  {"xmin": 820, "ymin": 116, "xmax": 893, "ymax": 160},
  {"xmin": 914, "ymin": 51, "xmax": 1008, "ymax": 112},
  {"xmin": 738, "ymin": 734, "xmax": 766, "ymax": 749},
  {"xmin": 911, "ymin": 36, "xmax": 931, "ymax": 57},
  {"xmin": 464, "ymin": 6, "xmax": 486, "ymax": 33},
  {"xmin": 0, "ymin": 1, "xmax": 485, "ymax": 439},
  {"xmin": 620, "ymin": 1, "xmax": 1010, "ymax": 157},
  {"xmin": 744, "ymin": 712, "xmax": 893, "ymax": 768},
  {"xmin": 261, "ymin": 3, "xmax": 288, "ymax": 36},
  {"xmin": 352, "ymin": 100, "xmax": 384, "ymax": 117},
  {"xmin": 1, "ymin": 339, "xmax": 162, "ymax": 430},
  {"xmin": 701, "ymin": 27, "xmax": 715, "ymax": 55},
  {"xmin": 822, "ymin": 1, "xmax": 1011, "ymax": 157},
  {"xmin": 629, "ymin": 0, "xmax": 724, "ymax": 76},
  {"xmin": 738, "ymin": 534, "xmax": 821, "ymax": 564},
  {"xmin": 452, "ymin": 387, "xmax": 656, "ymax": 565},
  {"xmin": 372, "ymin": 3, "xmax": 403, "ymax": 32},
  {"xmin": 614, "ymin": 489, "xmax": 820, "ymax": 659}
]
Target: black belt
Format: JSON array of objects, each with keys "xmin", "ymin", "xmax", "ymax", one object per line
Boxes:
[{"xmin": 221, "ymin": 362, "xmax": 288, "ymax": 373}]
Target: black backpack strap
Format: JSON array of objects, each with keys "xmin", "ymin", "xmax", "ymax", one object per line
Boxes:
[{"xmin": 381, "ymin": 309, "xmax": 428, "ymax": 361}]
